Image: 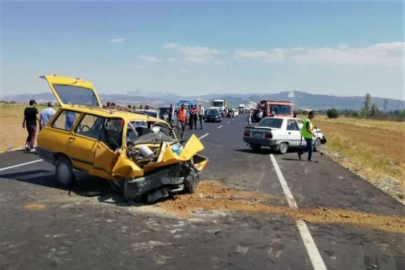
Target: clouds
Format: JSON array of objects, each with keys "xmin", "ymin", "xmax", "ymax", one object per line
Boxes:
[
  {"xmin": 140, "ymin": 55, "xmax": 162, "ymax": 62},
  {"xmin": 233, "ymin": 42, "xmax": 404, "ymax": 69},
  {"xmin": 234, "ymin": 49, "xmax": 284, "ymax": 63},
  {"xmin": 164, "ymin": 43, "xmax": 225, "ymax": 63},
  {"xmin": 110, "ymin": 38, "xmax": 124, "ymax": 43},
  {"xmin": 292, "ymin": 42, "xmax": 403, "ymax": 68}
]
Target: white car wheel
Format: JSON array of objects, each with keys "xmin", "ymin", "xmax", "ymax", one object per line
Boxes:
[
  {"xmin": 279, "ymin": 142, "xmax": 289, "ymax": 154},
  {"xmin": 314, "ymin": 138, "xmax": 321, "ymax": 152}
]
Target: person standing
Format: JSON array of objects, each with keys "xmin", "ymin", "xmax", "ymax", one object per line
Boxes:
[
  {"xmin": 168, "ymin": 104, "xmax": 174, "ymax": 125},
  {"xmin": 298, "ymin": 110, "xmax": 317, "ymax": 162},
  {"xmin": 247, "ymin": 110, "xmax": 252, "ymax": 126},
  {"xmin": 177, "ymin": 104, "xmax": 187, "ymax": 139},
  {"xmin": 191, "ymin": 105, "xmax": 198, "ymax": 130},
  {"xmin": 40, "ymin": 102, "xmax": 55, "ymax": 129},
  {"xmin": 198, "ymin": 104, "xmax": 205, "ymax": 130},
  {"xmin": 22, "ymin": 100, "xmax": 40, "ymax": 152}
]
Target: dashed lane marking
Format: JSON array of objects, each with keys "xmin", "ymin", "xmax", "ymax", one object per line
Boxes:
[
  {"xmin": 0, "ymin": 159, "xmax": 43, "ymax": 172},
  {"xmin": 227, "ymin": 121, "xmax": 231, "ymax": 124},
  {"xmin": 199, "ymin": 133, "xmax": 210, "ymax": 140},
  {"xmin": 270, "ymin": 154, "xmax": 327, "ymax": 270},
  {"xmin": 218, "ymin": 125, "xmax": 223, "ymax": 129}
]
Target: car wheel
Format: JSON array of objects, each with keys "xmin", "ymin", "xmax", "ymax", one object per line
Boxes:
[
  {"xmin": 184, "ymin": 171, "xmax": 199, "ymax": 194},
  {"xmin": 252, "ymin": 145, "xmax": 261, "ymax": 153},
  {"xmin": 314, "ymin": 138, "xmax": 321, "ymax": 152},
  {"xmin": 279, "ymin": 142, "xmax": 289, "ymax": 154},
  {"xmin": 55, "ymin": 157, "xmax": 76, "ymax": 187}
]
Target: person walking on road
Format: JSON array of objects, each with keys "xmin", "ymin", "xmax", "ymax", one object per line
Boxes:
[
  {"xmin": 177, "ymin": 104, "xmax": 187, "ymax": 139},
  {"xmin": 40, "ymin": 102, "xmax": 55, "ymax": 129},
  {"xmin": 22, "ymin": 99, "xmax": 40, "ymax": 152},
  {"xmin": 298, "ymin": 110, "xmax": 317, "ymax": 162},
  {"xmin": 191, "ymin": 105, "xmax": 198, "ymax": 130},
  {"xmin": 168, "ymin": 104, "xmax": 174, "ymax": 125},
  {"xmin": 198, "ymin": 104, "xmax": 205, "ymax": 130}
]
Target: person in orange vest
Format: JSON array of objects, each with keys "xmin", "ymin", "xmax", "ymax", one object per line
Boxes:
[{"xmin": 177, "ymin": 104, "xmax": 188, "ymax": 139}]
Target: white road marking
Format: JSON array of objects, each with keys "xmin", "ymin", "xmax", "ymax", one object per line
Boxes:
[
  {"xmin": 0, "ymin": 159, "xmax": 43, "ymax": 172},
  {"xmin": 199, "ymin": 133, "xmax": 210, "ymax": 140},
  {"xmin": 270, "ymin": 154, "xmax": 327, "ymax": 270},
  {"xmin": 218, "ymin": 125, "xmax": 223, "ymax": 129},
  {"xmin": 227, "ymin": 121, "xmax": 231, "ymax": 124}
]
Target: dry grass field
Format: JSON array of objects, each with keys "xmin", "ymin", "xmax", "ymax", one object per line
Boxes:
[{"xmin": 312, "ymin": 115, "xmax": 405, "ymax": 201}]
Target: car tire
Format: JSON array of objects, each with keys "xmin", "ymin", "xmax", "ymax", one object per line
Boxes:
[
  {"xmin": 279, "ymin": 142, "xmax": 289, "ymax": 154},
  {"xmin": 55, "ymin": 157, "xmax": 76, "ymax": 187},
  {"xmin": 252, "ymin": 145, "xmax": 261, "ymax": 153},
  {"xmin": 314, "ymin": 138, "xmax": 321, "ymax": 152},
  {"xmin": 184, "ymin": 171, "xmax": 199, "ymax": 194}
]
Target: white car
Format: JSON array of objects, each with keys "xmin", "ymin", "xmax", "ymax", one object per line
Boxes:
[{"xmin": 243, "ymin": 117, "xmax": 325, "ymax": 154}]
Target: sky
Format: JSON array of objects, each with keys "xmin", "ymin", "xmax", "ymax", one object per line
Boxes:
[{"xmin": 1, "ymin": 1, "xmax": 404, "ymax": 100}]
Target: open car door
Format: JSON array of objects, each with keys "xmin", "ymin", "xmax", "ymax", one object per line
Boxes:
[{"xmin": 40, "ymin": 75, "xmax": 102, "ymax": 108}]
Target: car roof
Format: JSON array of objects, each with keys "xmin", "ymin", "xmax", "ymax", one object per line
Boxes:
[
  {"xmin": 59, "ymin": 106, "xmax": 166, "ymax": 123},
  {"xmin": 262, "ymin": 117, "xmax": 299, "ymax": 121}
]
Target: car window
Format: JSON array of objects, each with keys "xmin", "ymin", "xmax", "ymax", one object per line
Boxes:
[
  {"xmin": 287, "ymin": 120, "xmax": 299, "ymax": 131},
  {"xmin": 297, "ymin": 120, "xmax": 304, "ymax": 130},
  {"xmin": 257, "ymin": 118, "xmax": 283, "ymax": 128},
  {"xmin": 51, "ymin": 110, "xmax": 81, "ymax": 131},
  {"xmin": 75, "ymin": 114, "xmax": 104, "ymax": 140},
  {"xmin": 104, "ymin": 118, "xmax": 124, "ymax": 150}
]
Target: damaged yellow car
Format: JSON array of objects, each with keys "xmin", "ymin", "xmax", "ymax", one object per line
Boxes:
[{"xmin": 37, "ymin": 75, "xmax": 208, "ymax": 202}]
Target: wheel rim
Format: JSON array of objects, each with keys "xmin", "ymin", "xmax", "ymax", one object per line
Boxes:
[
  {"xmin": 315, "ymin": 139, "xmax": 321, "ymax": 151},
  {"xmin": 280, "ymin": 143, "xmax": 287, "ymax": 153},
  {"xmin": 58, "ymin": 163, "xmax": 70, "ymax": 184}
]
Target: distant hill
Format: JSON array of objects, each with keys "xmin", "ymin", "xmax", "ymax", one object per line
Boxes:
[{"xmin": 2, "ymin": 91, "xmax": 404, "ymax": 111}]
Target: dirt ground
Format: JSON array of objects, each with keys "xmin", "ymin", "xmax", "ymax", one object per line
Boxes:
[{"xmin": 157, "ymin": 181, "xmax": 405, "ymax": 234}]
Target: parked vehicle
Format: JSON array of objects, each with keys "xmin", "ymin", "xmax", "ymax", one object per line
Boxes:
[
  {"xmin": 211, "ymin": 99, "xmax": 228, "ymax": 115},
  {"xmin": 134, "ymin": 109, "xmax": 160, "ymax": 119},
  {"xmin": 37, "ymin": 75, "xmax": 208, "ymax": 203},
  {"xmin": 158, "ymin": 107, "xmax": 175, "ymax": 123},
  {"xmin": 243, "ymin": 117, "xmax": 325, "ymax": 154},
  {"xmin": 205, "ymin": 108, "xmax": 222, "ymax": 122}
]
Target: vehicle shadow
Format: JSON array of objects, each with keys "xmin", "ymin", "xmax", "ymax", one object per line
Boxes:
[{"xmin": 0, "ymin": 169, "xmax": 137, "ymax": 207}]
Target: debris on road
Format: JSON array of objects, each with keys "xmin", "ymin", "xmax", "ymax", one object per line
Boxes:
[{"xmin": 157, "ymin": 180, "xmax": 405, "ymax": 234}]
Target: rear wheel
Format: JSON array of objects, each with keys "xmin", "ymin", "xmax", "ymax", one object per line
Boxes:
[
  {"xmin": 251, "ymin": 145, "xmax": 261, "ymax": 153},
  {"xmin": 55, "ymin": 157, "xmax": 76, "ymax": 187},
  {"xmin": 279, "ymin": 142, "xmax": 289, "ymax": 154},
  {"xmin": 314, "ymin": 138, "xmax": 321, "ymax": 152}
]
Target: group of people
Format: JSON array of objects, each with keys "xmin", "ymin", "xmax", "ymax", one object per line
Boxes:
[
  {"xmin": 176, "ymin": 104, "xmax": 205, "ymax": 139},
  {"xmin": 22, "ymin": 100, "xmax": 55, "ymax": 152}
]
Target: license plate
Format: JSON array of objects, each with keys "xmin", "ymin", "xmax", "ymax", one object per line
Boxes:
[{"xmin": 252, "ymin": 132, "xmax": 263, "ymax": 137}]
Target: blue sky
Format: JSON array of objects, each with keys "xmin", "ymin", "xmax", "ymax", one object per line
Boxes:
[{"xmin": 1, "ymin": 1, "xmax": 404, "ymax": 100}]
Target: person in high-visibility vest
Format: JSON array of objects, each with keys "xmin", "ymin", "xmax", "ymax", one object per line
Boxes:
[
  {"xmin": 177, "ymin": 104, "xmax": 188, "ymax": 139},
  {"xmin": 298, "ymin": 110, "xmax": 317, "ymax": 161}
]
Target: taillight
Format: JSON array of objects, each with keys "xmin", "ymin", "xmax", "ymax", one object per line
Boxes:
[
  {"xmin": 243, "ymin": 131, "xmax": 250, "ymax": 136},
  {"xmin": 265, "ymin": 133, "xmax": 273, "ymax": 139}
]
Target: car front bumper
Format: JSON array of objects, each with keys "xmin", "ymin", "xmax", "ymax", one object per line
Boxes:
[{"xmin": 243, "ymin": 137, "xmax": 280, "ymax": 147}]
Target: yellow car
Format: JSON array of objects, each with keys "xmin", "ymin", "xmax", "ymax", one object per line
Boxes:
[{"xmin": 37, "ymin": 75, "xmax": 208, "ymax": 202}]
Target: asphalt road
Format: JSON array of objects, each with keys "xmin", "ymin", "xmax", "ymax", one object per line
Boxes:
[{"xmin": 0, "ymin": 115, "xmax": 404, "ymax": 270}]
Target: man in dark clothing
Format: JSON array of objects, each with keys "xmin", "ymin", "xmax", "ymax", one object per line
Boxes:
[
  {"xmin": 168, "ymin": 104, "xmax": 174, "ymax": 125},
  {"xmin": 22, "ymin": 100, "xmax": 40, "ymax": 152}
]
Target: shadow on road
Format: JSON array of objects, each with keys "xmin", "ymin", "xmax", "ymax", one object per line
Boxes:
[{"xmin": 0, "ymin": 169, "xmax": 135, "ymax": 207}]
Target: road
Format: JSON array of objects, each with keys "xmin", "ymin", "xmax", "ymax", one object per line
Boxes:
[{"xmin": 0, "ymin": 115, "xmax": 404, "ymax": 270}]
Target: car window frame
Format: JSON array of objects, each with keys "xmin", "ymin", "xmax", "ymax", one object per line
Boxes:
[
  {"xmin": 74, "ymin": 113, "xmax": 106, "ymax": 141},
  {"xmin": 50, "ymin": 109, "xmax": 82, "ymax": 133},
  {"xmin": 286, "ymin": 119, "xmax": 299, "ymax": 131}
]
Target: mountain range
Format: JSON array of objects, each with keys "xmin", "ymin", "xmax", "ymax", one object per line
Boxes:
[{"xmin": 2, "ymin": 91, "xmax": 404, "ymax": 111}]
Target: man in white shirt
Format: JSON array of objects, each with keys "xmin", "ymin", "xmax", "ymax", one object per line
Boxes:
[
  {"xmin": 40, "ymin": 102, "xmax": 56, "ymax": 129},
  {"xmin": 198, "ymin": 104, "xmax": 205, "ymax": 130}
]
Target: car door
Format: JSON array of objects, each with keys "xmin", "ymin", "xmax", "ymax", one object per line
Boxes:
[
  {"xmin": 90, "ymin": 118, "xmax": 123, "ymax": 180},
  {"xmin": 68, "ymin": 114, "xmax": 104, "ymax": 171},
  {"xmin": 286, "ymin": 119, "xmax": 301, "ymax": 147}
]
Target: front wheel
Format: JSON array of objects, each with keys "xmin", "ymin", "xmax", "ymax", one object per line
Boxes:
[
  {"xmin": 55, "ymin": 157, "xmax": 76, "ymax": 187},
  {"xmin": 279, "ymin": 142, "xmax": 289, "ymax": 154}
]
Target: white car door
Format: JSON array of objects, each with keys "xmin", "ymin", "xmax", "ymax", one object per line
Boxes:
[{"xmin": 286, "ymin": 119, "xmax": 302, "ymax": 147}]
